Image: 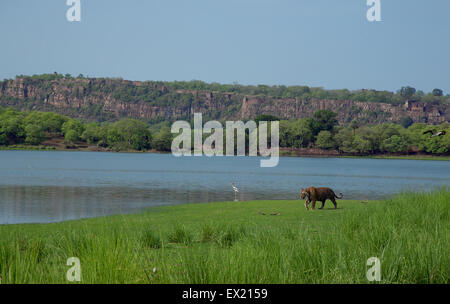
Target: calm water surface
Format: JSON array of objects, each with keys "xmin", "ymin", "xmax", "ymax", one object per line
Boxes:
[{"xmin": 0, "ymin": 150, "xmax": 449, "ymax": 224}]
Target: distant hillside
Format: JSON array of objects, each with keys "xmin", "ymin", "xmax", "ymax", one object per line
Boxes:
[{"xmin": 0, "ymin": 74, "xmax": 449, "ymax": 124}]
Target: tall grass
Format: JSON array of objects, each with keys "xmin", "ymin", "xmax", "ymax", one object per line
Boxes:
[{"xmin": 0, "ymin": 189, "xmax": 448, "ymax": 283}]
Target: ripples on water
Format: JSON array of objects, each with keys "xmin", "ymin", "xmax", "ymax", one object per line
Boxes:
[{"xmin": 0, "ymin": 151, "xmax": 449, "ymax": 224}]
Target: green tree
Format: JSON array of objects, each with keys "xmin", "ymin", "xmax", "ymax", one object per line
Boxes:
[
  {"xmin": 0, "ymin": 110, "xmax": 26, "ymax": 144},
  {"xmin": 25, "ymin": 124, "xmax": 45, "ymax": 145},
  {"xmin": 279, "ymin": 119, "xmax": 313, "ymax": 148},
  {"xmin": 407, "ymin": 123, "xmax": 428, "ymax": 152},
  {"xmin": 279, "ymin": 120, "xmax": 291, "ymax": 148},
  {"xmin": 254, "ymin": 114, "xmax": 280, "ymax": 124},
  {"xmin": 152, "ymin": 127, "xmax": 173, "ymax": 151},
  {"xmin": 349, "ymin": 120, "xmax": 359, "ymax": 135},
  {"xmin": 354, "ymin": 127, "xmax": 378, "ymax": 153},
  {"xmin": 315, "ymin": 130, "xmax": 335, "ymax": 150},
  {"xmin": 382, "ymin": 135, "xmax": 410, "ymax": 153},
  {"xmin": 25, "ymin": 112, "xmax": 67, "ymax": 133},
  {"xmin": 81, "ymin": 122, "xmax": 104, "ymax": 145},
  {"xmin": 65, "ymin": 129, "xmax": 80, "ymax": 143},
  {"xmin": 106, "ymin": 127, "xmax": 123, "ymax": 146},
  {"xmin": 353, "ymin": 135, "xmax": 372, "ymax": 154},
  {"xmin": 420, "ymin": 123, "xmax": 450, "ymax": 154},
  {"xmin": 335, "ymin": 128, "xmax": 356, "ymax": 153},
  {"xmin": 432, "ymin": 88, "xmax": 443, "ymax": 97},
  {"xmin": 400, "ymin": 86, "xmax": 416, "ymax": 99},
  {"xmin": 62, "ymin": 119, "xmax": 85, "ymax": 142},
  {"xmin": 309, "ymin": 110, "xmax": 338, "ymax": 136},
  {"xmin": 106, "ymin": 119, "xmax": 151, "ymax": 150}
]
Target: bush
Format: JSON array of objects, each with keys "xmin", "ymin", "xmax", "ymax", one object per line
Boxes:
[
  {"xmin": 141, "ymin": 230, "xmax": 162, "ymax": 249},
  {"xmin": 200, "ymin": 224, "xmax": 216, "ymax": 243},
  {"xmin": 168, "ymin": 226, "xmax": 193, "ymax": 245},
  {"xmin": 213, "ymin": 225, "xmax": 246, "ymax": 248}
]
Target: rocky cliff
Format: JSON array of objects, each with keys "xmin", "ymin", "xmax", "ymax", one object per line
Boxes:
[{"xmin": 1, "ymin": 77, "xmax": 448, "ymax": 125}]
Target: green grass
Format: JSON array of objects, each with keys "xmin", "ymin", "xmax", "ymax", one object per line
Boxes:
[{"xmin": 0, "ymin": 189, "xmax": 448, "ymax": 284}]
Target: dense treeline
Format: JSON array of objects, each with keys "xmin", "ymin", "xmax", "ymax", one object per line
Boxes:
[
  {"xmin": 278, "ymin": 110, "xmax": 450, "ymax": 154},
  {"xmin": 7, "ymin": 73, "xmax": 450, "ymax": 105},
  {"xmin": 0, "ymin": 107, "xmax": 172, "ymax": 152},
  {"xmin": 0, "ymin": 107, "xmax": 449, "ymax": 155}
]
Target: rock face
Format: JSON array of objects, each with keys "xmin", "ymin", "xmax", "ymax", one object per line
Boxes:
[
  {"xmin": 1, "ymin": 77, "xmax": 449, "ymax": 124},
  {"xmin": 241, "ymin": 96, "xmax": 449, "ymax": 124}
]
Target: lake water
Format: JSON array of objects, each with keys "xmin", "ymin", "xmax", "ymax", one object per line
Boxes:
[{"xmin": 0, "ymin": 150, "xmax": 449, "ymax": 224}]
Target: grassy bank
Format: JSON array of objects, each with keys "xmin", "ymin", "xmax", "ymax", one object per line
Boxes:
[
  {"xmin": 339, "ymin": 154, "xmax": 450, "ymax": 161},
  {"xmin": 279, "ymin": 149, "xmax": 450, "ymax": 161},
  {"xmin": 0, "ymin": 190, "xmax": 448, "ymax": 284},
  {"xmin": 368, "ymin": 155, "xmax": 450, "ymax": 161}
]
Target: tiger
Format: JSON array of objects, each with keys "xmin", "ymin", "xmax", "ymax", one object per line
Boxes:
[{"xmin": 299, "ymin": 187, "xmax": 343, "ymax": 210}]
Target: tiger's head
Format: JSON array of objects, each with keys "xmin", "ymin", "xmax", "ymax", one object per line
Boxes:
[{"xmin": 300, "ymin": 188, "xmax": 309, "ymax": 200}]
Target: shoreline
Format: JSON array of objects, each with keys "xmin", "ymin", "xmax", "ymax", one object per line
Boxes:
[
  {"xmin": 1, "ymin": 145, "xmax": 450, "ymax": 161},
  {"xmin": 2, "ymin": 199, "xmax": 368, "ymax": 226},
  {"xmin": 278, "ymin": 147, "xmax": 450, "ymax": 160}
]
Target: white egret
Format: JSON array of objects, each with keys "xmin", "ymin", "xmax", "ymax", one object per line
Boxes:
[{"xmin": 231, "ymin": 182, "xmax": 239, "ymax": 201}]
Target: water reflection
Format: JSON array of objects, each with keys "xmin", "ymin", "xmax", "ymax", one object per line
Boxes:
[{"xmin": 0, "ymin": 185, "xmax": 268, "ymax": 224}]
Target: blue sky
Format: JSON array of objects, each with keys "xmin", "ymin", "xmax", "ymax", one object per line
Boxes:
[{"xmin": 0, "ymin": 0, "xmax": 449, "ymax": 93}]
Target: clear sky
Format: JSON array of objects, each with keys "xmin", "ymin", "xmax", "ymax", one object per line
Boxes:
[{"xmin": 0, "ymin": 0, "xmax": 449, "ymax": 93}]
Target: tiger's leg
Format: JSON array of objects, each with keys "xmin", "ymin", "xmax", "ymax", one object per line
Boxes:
[
  {"xmin": 319, "ymin": 200, "xmax": 325, "ymax": 209},
  {"xmin": 311, "ymin": 200, "xmax": 317, "ymax": 210},
  {"xmin": 331, "ymin": 198, "xmax": 337, "ymax": 209},
  {"xmin": 304, "ymin": 199, "xmax": 310, "ymax": 210}
]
